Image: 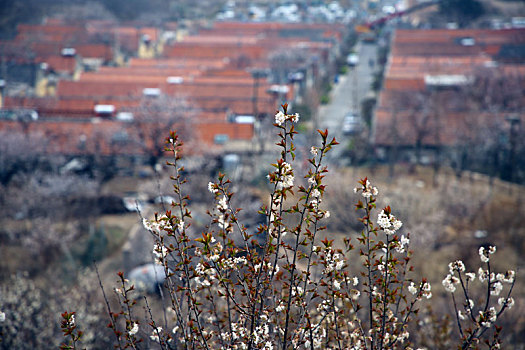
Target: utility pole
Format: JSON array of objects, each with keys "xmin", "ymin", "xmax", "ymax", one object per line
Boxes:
[
  {"xmin": 506, "ymin": 114, "xmax": 521, "ymax": 183},
  {"xmin": 249, "ymin": 68, "xmax": 268, "ymax": 155},
  {"xmin": 353, "ymin": 64, "xmax": 358, "ymax": 113}
]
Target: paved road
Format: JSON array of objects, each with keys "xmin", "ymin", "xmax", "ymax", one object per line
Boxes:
[{"xmin": 317, "ymin": 40, "xmax": 378, "ymax": 161}]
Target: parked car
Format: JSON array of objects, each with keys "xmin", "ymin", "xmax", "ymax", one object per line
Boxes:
[
  {"xmin": 346, "ymin": 53, "xmax": 359, "ymax": 66},
  {"xmin": 342, "ymin": 113, "xmax": 364, "ymax": 135}
]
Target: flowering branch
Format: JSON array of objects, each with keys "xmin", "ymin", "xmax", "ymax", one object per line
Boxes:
[{"xmin": 442, "ymin": 246, "xmax": 516, "ymax": 349}]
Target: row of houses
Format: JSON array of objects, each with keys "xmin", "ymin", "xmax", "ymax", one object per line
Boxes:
[
  {"xmin": 373, "ymin": 27, "xmax": 525, "ymax": 169},
  {"xmin": 0, "ymin": 19, "xmax": 347, "ymax": 160}
]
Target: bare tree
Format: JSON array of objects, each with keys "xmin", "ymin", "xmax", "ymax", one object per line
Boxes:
[
  {"xmin": 127, "ymin": 93, "xmax": 196, "ymax": 170},
  {"xmin": 383, "ymin": 91, "xmax": 410, "ymax": 178},
  {"xmin": 456, "ymin": 67, "xmax": 525, "ymax": 183},
  {"xmin": 0, "ymin": 170, "xmax": 100, "ymax": 270},
  {"xmin": 0, "ymin": 130, "xmax": 48, "ymax": 185},
  {"xmin": 379, "ymin": 90, "xmax": 434, "ymax": 174}
]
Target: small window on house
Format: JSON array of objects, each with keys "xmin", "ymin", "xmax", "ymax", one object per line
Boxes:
[
  {"xmin": 143, "ymin": 88, "xmax": 161, "ymax": 97},
  {"xmin": 116, "ymin": 112, "xmax": 134, "ymax": 122},
  {"xmin": 460, "ymin": 38, "xmax": 475, "ymax": 46},
  {"xmin": 234, "ymin": 115, "xmax": 255, "ymax": 124},
  {"xmin": 61, "ymin": 48, "xmax": 77, "ymax": 57},
  {"xmin": 166, "ymin": 76, "xmax": 184, "ymax": 84},
  {"xmin": 94, "ymin": 104, "xmax": 115, "ymax": 117},
  {"xmin": 214, "ymin": 134, "xmax": 229, "ymax": 144}
]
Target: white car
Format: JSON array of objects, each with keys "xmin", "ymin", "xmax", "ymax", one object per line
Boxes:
[
  {"xmin": 346, "ymin": 53, "xmax": 359, "ymax": 66},
  {"xmin": 342, "ymin": 113, "xmax": 364, "ymax": 135}
]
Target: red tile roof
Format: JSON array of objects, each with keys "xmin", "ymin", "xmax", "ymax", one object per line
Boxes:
[
  {"xmin": 128, "ymin": 57, "xmax": 228, "ymax": 69},
  {"xmin": 375, "ymin": 28, "xmax": 525, "ymax": 148},
  {"xmin": 383, "ymin": 77, "xmax": 425, "ymax": 91},
  {"xmin": 0, "ymin": 117, "xmax": 253, "ymax": 156},
  {"xmin": 16, "ymin": 24, "xmax": 87, "ymax": 44},
  {"xmin": 39, "ymin": 55, "xmax": 77, "ymax": 74},
  {"xmin": 75, "ymin": 44, "xmax": 113, "ymax": 61},
  {"xmin": 56, "ymin": 79, "xmax": 288, "ymax": 102},
  {"xmin": 3, "ymin": 20, "xmax": 333, "ymax": 155},
  {"xmin": 196, "ymin": 122, "xmax": 254, "ymax": 144},
  {"xmin": 392, "ymin": 28, "xmax": 525, "ymax": 57}
]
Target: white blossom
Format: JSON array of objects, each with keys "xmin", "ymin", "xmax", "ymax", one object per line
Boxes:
[
  {"xmin": 442, "ymin": 274, "xmax": 459, "ymax": 293},
  {"xmin": 498, "ymin": 297, "xmax": 515, "ymax": 309},
  {"xmin": 356, "ymin": 179, "xmax": 379, "ymax": 198},
  {"xmin": 195, "ymin": 263, "xmax": 206, "ymax": 276},
  {"xmin": 500, "ymin": 270, "xmax": 515, "ymax": 283},
  {"xmin": 218, "ymin": 215, "xmax": 228, "ymax": 229},
  {"xmin": 218, "ymin": 196, "xmax": 228, "ymax": 211},
  {"xmin": 422, "ymin": 282, "xmax": 432, "ymax": 299},
  {"xmin": 129, "ymin": 322, "xmax": 139, "ymax": 336},
  {"xmin": 143, "ymin": 218, "xmax": 161, "ymax": 234},
  {"xmin": 488, "ymin": 307, "xmax": 497, "ymax": 323},
  {"xmin": 233, "ymin": 257, "xmax": 247, "ymax": 266},
  {"xmin": 292, "ymin": 286, "xmax": 304, "ymax": 297},
  {"xmin": 479, "ymin": 307, "xmax": 497, "ymax": 328},
  {"xmin": 275, "ymin": 111, "xmax": 286, "ymax": 126},
  {"xmin": 377, "ymin": 210, "xmax": 403, "ymax": 235},
  {"xmin": 448, "ymin": 260, "xmax": 465, "ymax": 274},
  {"xmin": 208, "ymin": 182, "xmax": 218, "ymax": 194},
  {"xmin": 398, "ymin": 330, "xmax": 410, "ymax": 343},
  {"xmin": 0, "ymin": 311, "xmax": 5, "ymax": 323},
  {"xmin": 465, "ymin": 272, "xmax": 476, "ymax": 282},
  {"xmin": 310, "ymin": 146, "xmax": 318, "ymax": 156},
  {"xmin": 153, "ymin": 243, "xmax": 169, "ymax": 264},
  {"xmin": 317, "ymin": 299, "xmax": 331, "ymax": 313},
  {"xmin": 491, "ymin": 281, "xmax": 503, "ymax": 296},
  {"xmin": 408, "ymin": 282, "xmax": 417, "ymax": 295},
  {"xmin": 150, "ymin": 327, "xmax": 162, "ymax": 342},
  {"xmin": 366, "ymin": 180, "xmax": 378, "ymax": 196},
  {"xmin": 479, "ymin": 246, "xmax": 495, "ymax": 263},
  {"xmin": 396, "ymin": 235, "xmax": 410, "ymax": 253},
  {"xmin": 478, "ymin": 267, "xmax": 489, "ymax": 282},
  {"xmin": 277, "ymin": 162, "xmax": 294, "ymax": 189},
  {"xmin": 333, "ymin": 280, "xmax": 341, "ymax": 290}
]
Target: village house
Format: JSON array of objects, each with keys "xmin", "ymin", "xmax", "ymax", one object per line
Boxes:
[
  {"xmin": 373, "ymin": 28, "xmax": 525, "ymax": 172},
  {"xmin": 1, "ymin": 19, "xmax": 344, "ymax": 169}
]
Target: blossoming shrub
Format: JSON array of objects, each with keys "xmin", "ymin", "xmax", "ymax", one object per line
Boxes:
[
  {"xmin": 60, "ymin": 104, "xmax": 515, "ymax": 349},
  {"xmin": 442, "ymin": 247, "xmax": 515, "ymax": 349}
]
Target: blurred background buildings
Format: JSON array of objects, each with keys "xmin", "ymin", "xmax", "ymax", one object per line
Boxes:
[{"xmin": 0, "ymin": 0, "xmax": 524, "ymax": 347}]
